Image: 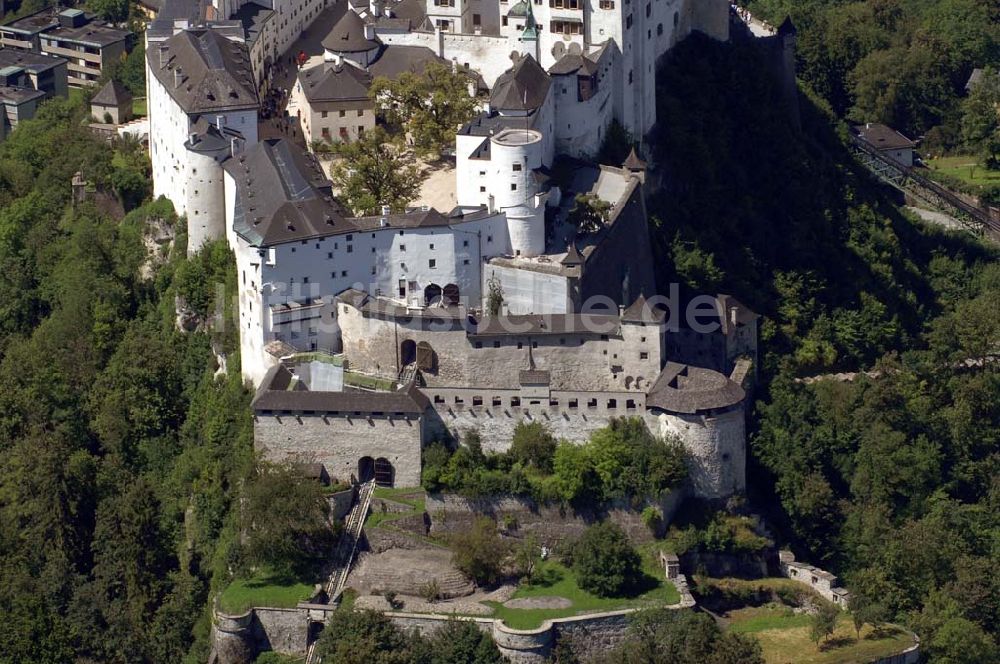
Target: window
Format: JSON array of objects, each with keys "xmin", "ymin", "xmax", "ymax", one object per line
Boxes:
[
  {"xmin": 328, "ymin": 251, "xmax": 333, "ymax": 259},
  {"xmin": 339, "ymin": 109, "xmax": 346, "ymax": 117},
  {"xmin": 532, "ymin": 341, "xmax": 538, "ymax": 348},
  {"xmin": 475, "ymin": 342, "xmax": 482, "ymax": 348},
  {"xmin": 673, "ymin": 10, "xmax": 678, "ymax": 26},
  {"xmin": 550, "ymin": 20, "xmax": 583, "ymax": 34},
  {"xmin": 321, "ymin": 110, "xmax": 328, "ymax": 118},
  {"xmin": 502, "ymin": 16, "xmax": 508, "ymax": 26},
  {"xmin": 493, "ymin": 341, "xmax": 501, "ymax": 348},
  {"xmin": 608, "ymin": 399, "xmax": 617, "ymax": 409},
  {"xmin": 517, "ymin": 342, "xmax": 523, "ymax": 349},
  {"xmin": 347, "ymin": 245, "xmax": 353, "ymax": 253},
  {"xmin": 357, "ymin": 109, "xmax": 364, "ymax": 117},
  {"xmin": 480, "ymin": 185, "xmax": 486, "ymax": 192},
  {"xmin": 358, "ymin": 126, "xmax": 364, "ymax": 134},
  {"xmin": 463, "ymin": 240, "xmax": 469, "ymax": 247},
  {"xmin": 487, "ymin": 235, "xmax": 493, "ymax": 242},
  {"xmin": 549, "ymin": 0, "xmax": 581, "ymax": 8},
  {"xmin": 626, "ymin": 14, "xmax": 633, "ymax": 28},
  {"xmin": 371, "ymin": 265, "xmax": 376, "ymax": 274},
  {"xmin": 473, "ymin": 13, "xmax": 481, "ymax": 25},
  {"xmin": 645, "ymin": 2, "xmax": 650, "ymax": 16},
  {"xmin": 463, "ymin": 259, "xmax": 470, "ymax": 265},
  {"xmin": 429, "ymin": 243, "xmax": 435, "ymax": 250},
  {"xmin": 341, "ymin": 270, "xmax": 348, "ymax": 277},
  {"xmin": 400, "ymin": 244, "xmax": 406, "ymax": 251},
  {"xmin": 429, "ymin": 259, "xmax": 436, "ymax": 268},
  {"xmin": 599, "ymin": 0, "xmax": 614, "ymax": 7},
  {"xmin": 511, "ymin": 183, "xmax": 517, "ymax": 191},
  {"xmin": 657, "ymin": 22, "xmax": 663, "ymax": 35},
  {"xmin": 433, "ymin": 0, "xmax": 454, "ymax": 5},
  {"xmin": 640, "ymin": 351, "xmax": 649, "ymax": 359},
  {"xmin": 303, "ymin": 276, "xmax": 310, "ymax": 283}
]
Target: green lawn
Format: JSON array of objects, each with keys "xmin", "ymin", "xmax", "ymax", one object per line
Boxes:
[
  {"xmin": 725, "ymin": 607, "xmax": 916, "ymax": 664},
  {"xmin": 290, "ymin": 351, "xmax": 343, "ymax": 366},
  {"xmin": 132, "ymin": 97, "xmax": 147, "ymax": 117},
  {"xmin": 925, "ymin": 155, "xmax": 1000, "ymax": 187},
  {"xmin": 484, "ymin": 557, "xmax": 680, "ymax": 629},
  {"xmin": 344, "ymin": 371, "xmax": 396, "ymax": 391},
  {"xmin": 218, "ymin": 570, "xmax": 316, "ymax": 614},
  {"xmin": 365, "ymin": 487, "xmax": 425, "ymax": 529}
]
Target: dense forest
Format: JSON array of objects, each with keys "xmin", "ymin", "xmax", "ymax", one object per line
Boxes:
[
  {"xmin": 743, "ymin": 0, "xmax": 999, "ymax": 144},
  {"xmin": 0, "ymin": 97, "xmax": 253, "ymax": 662},
  {"xmin": 650, "ymin": 30, "xmax": 999, "ymax": 663}
]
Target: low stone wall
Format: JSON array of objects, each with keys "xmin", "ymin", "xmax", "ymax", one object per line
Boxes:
[
  {"xmin": 328, "ymin": 486, "xmax": 356, "ymax": 520},
  {"xmin": 871, "ymin": 641, "xmax": 920, "ymax": 664},
  {"xmin": 424, "ymin": 490, "xmax": 685, "ymax": 546},
  {"xmin": 211, "ymin": 579, "xmax": 696, "ymax": 664},
  {"xmin": 778, "ymin": 550, "xmax": 851, "ymax": 607}
]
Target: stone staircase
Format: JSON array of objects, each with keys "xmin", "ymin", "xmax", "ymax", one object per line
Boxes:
[{"xmin": 304, "ymin": 479, "xmax": 375, "ymax": 664}]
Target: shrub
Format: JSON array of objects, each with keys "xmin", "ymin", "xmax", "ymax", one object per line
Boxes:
[
  {"xmin": 571, "ymin": 522, "xmax": 643, "ymax": 597},
  {"xmin": 641, "ymin": 506, "xmax": 663, "ymax": 535},
  {"xmin": 510, "ymin": 421, "xmax": 558, "ymax": 471},
  {"xmin": 451, "ymin": 517, "xmax": 508, "ymax": 586},
  {"xmin": 418, "ymin": 579, "xmax": 440, "ymax": 603}
]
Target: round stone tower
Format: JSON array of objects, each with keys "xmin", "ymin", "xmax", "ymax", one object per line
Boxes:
[{"xmin": 490, "ymin": 127, "xmax": 545, "ymax": 257}]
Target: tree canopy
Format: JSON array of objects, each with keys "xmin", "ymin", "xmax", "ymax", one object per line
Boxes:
[{"xmin": 330, "ymin": 126, "xmax": 425, "ymax": 215}]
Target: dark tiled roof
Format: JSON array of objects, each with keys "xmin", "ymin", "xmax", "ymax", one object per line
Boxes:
[
  {"xmin": 186, "ymin": 117, "xmax": 245, "ymax": 155},
  {"xmin": 369, "ymin": 44, "xmax": 446, "ymax": 80},
  {"xmin": 252, "ymin": 364, "xmax": 425, "ymax": 414},
  {"xmin": 490, "ymin": 54, "xmax": 549, "ymax": 111},
  {"xmin": 548, "ymin": 53, "xmax": 597, "ymax": 76},
  {"xmin": 46, "ymin": 19, "xmax": 131, "ymax": 47},
  {"xmin": 0, "ymin": 84, "xmax": 45, "ymax": 105},
  {"xmin": 298, "ymin": 61, "xmax": 371, "ymax": 102},
  {"xmin": 561, "ymin": 241, "xmax": 584, "ymax": 266},
  {"xmin": 622, "ymin": 147, "xmax": 646, "ymax": 171},
  {"xmin": 91, "ymin": 79, "xmax": 131, "ymax": 106},
  {"xmin": 322, "ymin": 9, "xmax": 379, "ymax": 53},
  {"xmin": 646, "ymin": 363, "xmax": 745, "ymax": 414},
  {"xmin": 853, "ymin": 123, "xmax": 915, "ymax": 151},
  {"xmin": 225, "ymin": 138, "xmax": 347, "ymax": 245},
  {"xmin": 468, "ymin": 313, "xmax": 620, "ymax": 337},
  {"xmin": 519, "ymin": 369, "xmax": 550, "ymax": 384},
  {"xmin": 621, "ymin": 294, "xmax": 664, "ymax": 324},
  {"xmin": 149, "ymin": 28, "xmax": 258, "ymax": 114},
  {"xmin": 233, "ymin": 1, "xmax": 275, "ymax": 46},
  {"xmin": 0, "ymin": 48, "xmax": 65, "ymax": 73}
]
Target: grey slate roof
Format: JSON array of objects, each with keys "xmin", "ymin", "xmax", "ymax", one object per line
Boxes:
[
  {"xmin": 621, "ymin": 294, "xmax": 664, "ymax": 324},
  {"xmin": 548, "ymin": 53, "xmax": 597, "ymax": 76},
  {"xmin": 490, "ymin": 54, "xmax": 550, "ymax": 112},
  {"xmin": 646, "ymin": 362, "xmax": 745, "ymax": 414},
  {"xmin": 252, "ymin": 365, "xmax": 426, "ymax": 414},
  {"xmin": 91, "ymin": 79, "xmax": 131, "ymax": 107},
  {"xmin": 298, "ymin": 61, "xmax": 371, "ymax": 103},
  {"xmin": 0, "ymin": 48, "xmax": 65, "ymax": 73},
  {"xmin": 148, "ymin": 28, "xmax": 258, "ymax": 114},
  {"xmin": 226, "ymin": 138, "xmax": 346, "ymax": 245},
  {"xmin": 0, "ymin": 84, "xmax": 45, "ymax": 105},
  {"xmin": 853, "ymin": 123, "xmax": 915, "ymax": 151},
  {"xmin": 369, "ymin": 44, "xmax": 447, "ymax": 80},
  {"xmin": 322, "ymin": 9, "xmax": 379, "ymax": 53}
]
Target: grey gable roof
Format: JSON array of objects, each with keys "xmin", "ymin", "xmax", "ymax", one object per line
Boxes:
[
  {"xmin": 149, "ymin": 28, "xmax": 258, "ymax": 114},
  {"xmin": 490, "ymin": 54, "xmax": 550, "ymax": 111},
  {"xmin": 91, "ymin": 79, "xmax": 131, "ymax": 106},
  {"xmin": 321, "ymin": 8, "xmax": 380, "ymax": 53},
  {"xmin": 548, "ymin": 52, "xmax": 598, "ymax": 76},
  {"xmin": 298, "ymin": 61, "xmax": 371, "ymax": 103},
  {"xmin": 226, "ymin": 138, "xmax": 350, "ymax": 245}
]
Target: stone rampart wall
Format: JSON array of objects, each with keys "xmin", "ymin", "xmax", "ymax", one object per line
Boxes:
[{"xmin": 255, "ymin": 412, "xmax": 422, "ymax": 486}]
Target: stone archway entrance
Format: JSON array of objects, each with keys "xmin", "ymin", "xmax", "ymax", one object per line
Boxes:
[
  {"xmin": 374, "ymin": 457, "xmax": 394, "ymax": 487},
  {"xmin": 400, "ymin": 339, "xmax": 416, "ymax": 366},
  {"xmin": 358, "ymin": 456, "xmax": 374, "ymax": 483},
  {"xmin": 424, "ymin": 283, "xmax": 442, "ymax": 306}
]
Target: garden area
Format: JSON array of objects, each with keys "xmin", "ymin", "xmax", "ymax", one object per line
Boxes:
[
  {"xmin": 218, "ymin": 570, "xmax": 317, "ymax": 614},
  {"xmin": 693, "ymin": 577, "xmax": 917, "ymax": 664}
]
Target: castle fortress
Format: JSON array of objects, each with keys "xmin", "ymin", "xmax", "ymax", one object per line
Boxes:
[{"xmin": 144, "ymin": 0, "xmax": 754, "ymax": 500}]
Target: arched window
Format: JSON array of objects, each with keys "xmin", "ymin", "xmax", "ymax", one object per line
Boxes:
[
  {"xmin": 401, "ymin": 339, "xmax": 417, "ymax": 366},
  {"xmin": 443, "ymin": 283, "xmax": 460, "ymax": 306}
]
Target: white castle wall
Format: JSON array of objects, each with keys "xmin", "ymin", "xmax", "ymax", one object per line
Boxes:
[
  {"xmin": 482, "ymin": 262, "xmax": 573, "ymax": 315},
  {"xmin": 148, "ymin": 63, "xmax": 193, "ymax": 216},
  {"xmin": 184, "ymin": 145, "xmax": 229, "ymax": 252},
  {"xmin": 377, "ymin": 29, "xmax": 514, "ymax": 87}
]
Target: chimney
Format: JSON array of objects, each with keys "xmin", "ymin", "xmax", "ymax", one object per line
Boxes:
[
  {"xmin": 230, "ymin": 136, "xmax": 241, "ymax": 157},
  {"xmin": 729, "ymin": 306, "xmax": 738, "ymax": 328},
  {"xmin": 173, "ymin": 68, "xmax": 182, "ymax": 88},
  {"xmin": 451, "ymin": 57, "xmax": 458, "ymax": 73},
  {"xmin": 189, "ymin": 132, "xmax": 198, "ymax": 145},
  {"xmin": 421, "ymin": 204, "xmax": 429, "ymax": 212},
  {"xmin": 216, "ymin": 114, "xmax": 225, "ymax": 129},
  {"xmin": 487, "ymin": 194, "xmax": 495, "ymax": 213},
  {"xmin": 369, "ymin": 0, "xmax": 381, "ymax": 18},
  {"xmin": 364, "ymin": 23, "xmax": 375, "ymax": 40}
]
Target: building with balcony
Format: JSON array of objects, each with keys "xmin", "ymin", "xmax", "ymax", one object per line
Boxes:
[{"xmin": 38, "ymin": 9, "xmax": 133, "ymax": 88}]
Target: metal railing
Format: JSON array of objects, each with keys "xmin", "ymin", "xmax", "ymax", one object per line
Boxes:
[{"xmin": 849, "ymin": 135, "xmax": 1000, "ymax": 236}]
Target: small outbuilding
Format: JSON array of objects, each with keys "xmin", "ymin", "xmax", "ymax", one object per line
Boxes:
[
  {"xmin": 853, "ymin": 122, "xmax": 917, "ymax": 167},
  {"xmin": 90, "ymin": 79, "xmax": 132, "ymax": 125}
]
